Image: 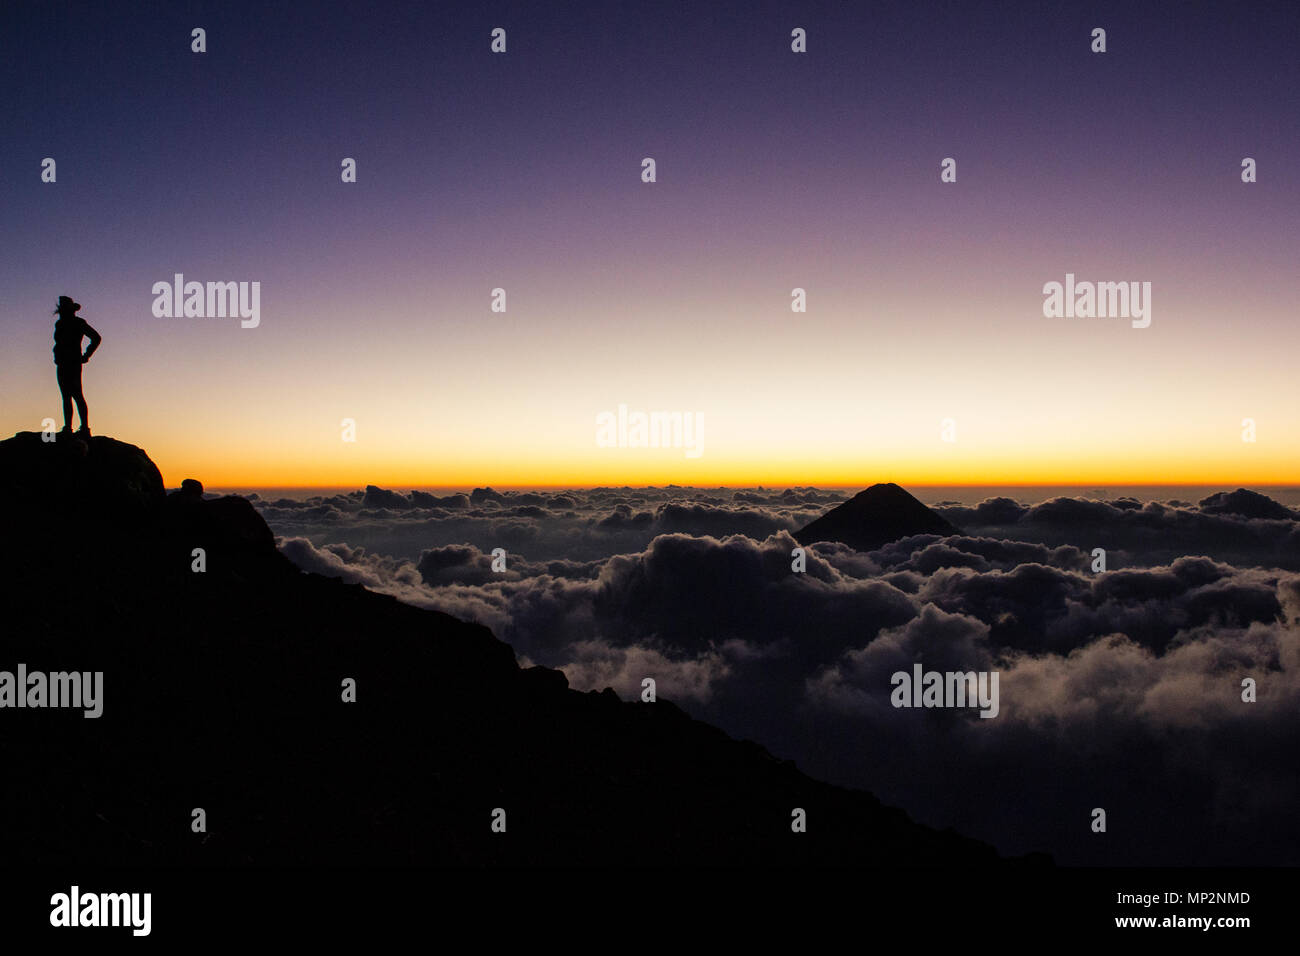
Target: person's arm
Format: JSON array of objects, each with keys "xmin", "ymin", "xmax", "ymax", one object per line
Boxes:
[{"xmin": 82, "ymin": 321, "xmax": 102, "ymax": 362}]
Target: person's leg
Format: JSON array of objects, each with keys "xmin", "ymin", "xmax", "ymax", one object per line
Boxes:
[
  {"xmin": 56, "ymin": 363, "xmax": 88, "ymax": 433},
  {"xmin": 73, "ymin": 387, "xmax": 89, "ymax": 433},
  {"xmin": 57, "ymin": 365, "xmax": 74, "ymax": 431}
]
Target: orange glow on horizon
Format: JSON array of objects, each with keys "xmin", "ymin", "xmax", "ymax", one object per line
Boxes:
[{"xmin": 154, "ymin": 446, "xmax": 1298, "ymax": 491}]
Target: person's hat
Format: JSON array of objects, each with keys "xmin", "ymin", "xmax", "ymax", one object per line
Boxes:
[{"xmin": 54, "ymin": 295, "xmax": 82, "ymax": 315}]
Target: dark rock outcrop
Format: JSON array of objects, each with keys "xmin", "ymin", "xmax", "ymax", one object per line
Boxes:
[
  {"xmin": 0, "ymin": 435, "xmax": 1015, "ymax": 867},
  {"xmin": 796, "ymin": 482, "xmax": 962, "ymax": 552},
  {"xmin": 174, "ymin": 477, "xmax": 204, "ymax": 498},
  {"xmin": 0, "ymin": 431, "xmax": 164, "ymax": 519}
]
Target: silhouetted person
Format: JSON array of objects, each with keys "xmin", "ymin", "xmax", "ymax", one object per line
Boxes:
[{"xmin": 52, "ymin": 296, "xmax": 101, "ymax": 437}]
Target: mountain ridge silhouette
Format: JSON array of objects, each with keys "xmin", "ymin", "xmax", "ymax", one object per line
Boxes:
[{"xmin": 0, "ymin": 433, "xmax": 1031, "ymax": 866}]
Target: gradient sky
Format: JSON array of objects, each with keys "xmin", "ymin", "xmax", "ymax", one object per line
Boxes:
[{"xmin": 2, "ymin": 0, "xmax": 1297, "ymax": 487}]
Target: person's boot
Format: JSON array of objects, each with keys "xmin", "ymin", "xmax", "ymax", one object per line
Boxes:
[{"xmin": 76, "ymin": 425, "xmax": 91, "ymax": 439}]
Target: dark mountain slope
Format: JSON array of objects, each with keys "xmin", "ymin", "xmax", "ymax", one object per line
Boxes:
[{"xmin": 0, "ymin": 433, "xmax": 1015, "ymax": 866}]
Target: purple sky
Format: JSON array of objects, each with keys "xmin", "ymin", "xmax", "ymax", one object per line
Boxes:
[{"xmin": 2, "ymin": 0, "xmax": 1296, "ymax": 486}]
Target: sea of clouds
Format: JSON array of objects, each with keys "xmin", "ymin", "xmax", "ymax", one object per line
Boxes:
[{"xmin": 250, "ymin": 484, "xmax": 1300, "ymax": 865}]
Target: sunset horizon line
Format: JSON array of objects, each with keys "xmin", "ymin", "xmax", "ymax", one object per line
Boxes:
[{"xmin": 195, "ymin": 478, "xmax": 1300, "ymax": 493}]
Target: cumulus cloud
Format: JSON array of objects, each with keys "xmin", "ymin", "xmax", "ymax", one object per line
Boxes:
[
  {"xmin": 255, "ymin": 485, "xmax": 834, "ymax": 564},
  {"xmin": 933, "ymin": 492, "xmax": 1300, "ymax": 570}
]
